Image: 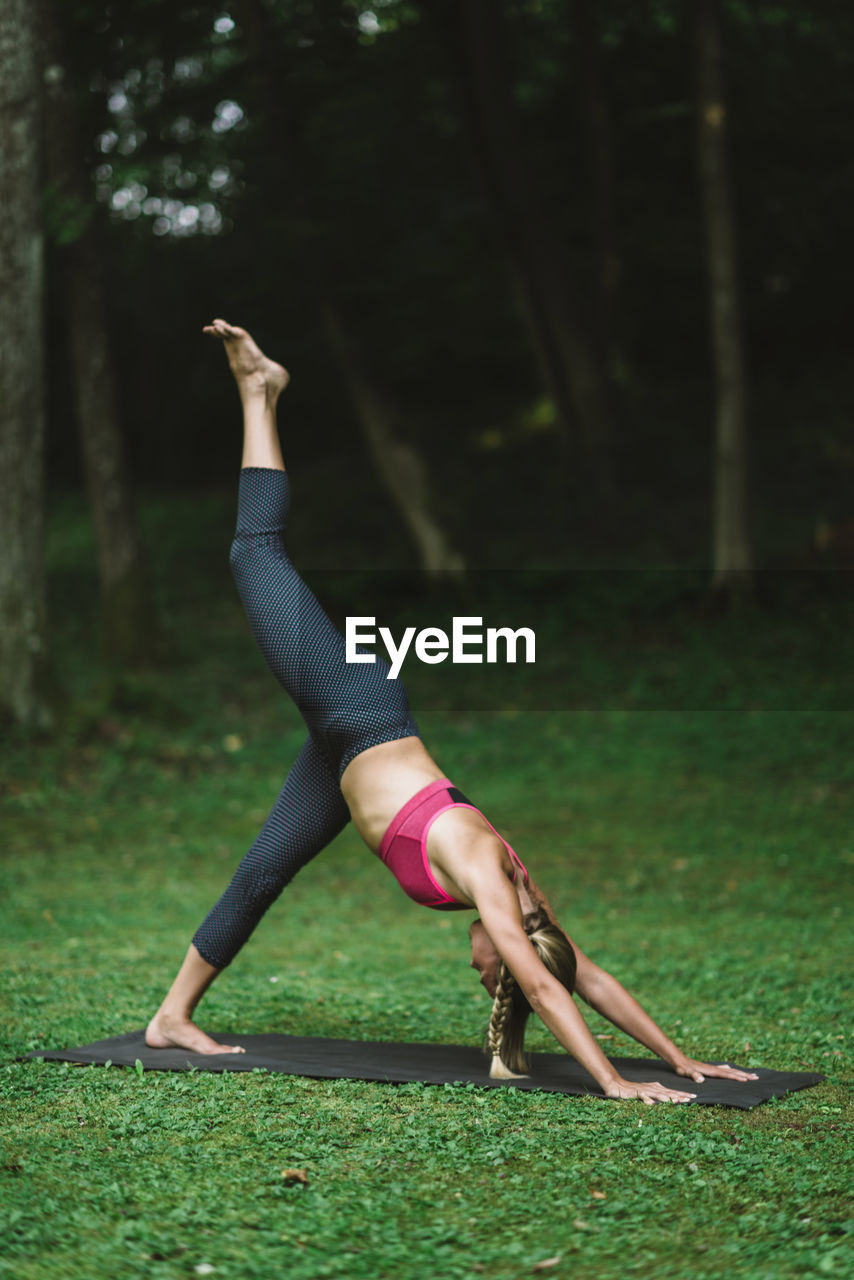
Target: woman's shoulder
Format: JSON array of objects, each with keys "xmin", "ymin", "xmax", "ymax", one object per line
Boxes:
[{"xmin": 431, "ymin": 808, "xmax": 518, "ymax": 879}]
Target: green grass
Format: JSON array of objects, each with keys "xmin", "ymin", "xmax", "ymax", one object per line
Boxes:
[{"xmin": 1, "ymin": 490, "xmax": 852, "ymax": 1279}]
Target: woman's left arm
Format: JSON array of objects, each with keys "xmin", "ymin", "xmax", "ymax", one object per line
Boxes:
[
  {"xmin": 524, "ymin": 878, "xmax": 757, "ymax": 1084},
  {"xmin": 576, "ymin": 963, "xmax": 757, "ymax": 1083}
]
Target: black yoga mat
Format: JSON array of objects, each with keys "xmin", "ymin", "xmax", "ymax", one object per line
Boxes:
[{"xmin": 25, "ymin": 1031, "xmax": 825, "ymax": 1109}]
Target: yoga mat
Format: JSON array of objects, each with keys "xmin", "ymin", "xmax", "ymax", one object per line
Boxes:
[{"xmin": 24, "ymin": 1031, "xmax": 825, "ymax": 1108}]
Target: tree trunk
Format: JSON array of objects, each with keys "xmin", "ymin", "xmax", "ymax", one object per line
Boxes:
[
  {"xmin": 66, "ymin": 230, "xmax": 157, "ymax": 662},
  {"xmin": 0, "ymin": 0, "xmax": 51, "ymax": 728},
  {"xmin": 573, "ymin": 0, "xmax": 619, "ymax": 374},
  {"xmin": 423, "ymin": 0, "xmax": 613, "ymax": 497},
  {"xmin": 696, "ymin": 0, "xmax": 753, "ymax": 595},
  {"xmin": 41, "ymin": 8, "xmax": 157, "ymax": 663},
  {"xmin": 239, "ymin": 0, "xmax": 465, "ymax": 576},
  {"xmin": 317, "ymin": 304, "xmax": 465, "ymax": 577}
]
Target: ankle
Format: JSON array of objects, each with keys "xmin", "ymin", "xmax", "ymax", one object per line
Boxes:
[
  {"xmin": 156, "ymin": 1002, "xmax": 195, "ymax": 1024},
  {"xmin": 237, "ymin": 371, "xmax": 271, "ymax": 402}
]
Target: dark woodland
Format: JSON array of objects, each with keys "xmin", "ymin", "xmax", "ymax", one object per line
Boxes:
[{"xmin": 2, "ymin": 0, "xmax": 852, "ymax": 719}]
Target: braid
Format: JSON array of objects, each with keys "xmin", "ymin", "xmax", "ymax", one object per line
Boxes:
[
  {"xmin": 487, "ymin": 962, "xmax": 529, "ymax": 1078},
  {"xmin": 487, "ymin": 963, "xmax": 515, "ymax": 1057}
]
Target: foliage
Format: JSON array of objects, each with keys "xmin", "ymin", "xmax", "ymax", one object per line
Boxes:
[{"xmin": 37, "ymin": 0, "xmax": 854, "ymax": 519}]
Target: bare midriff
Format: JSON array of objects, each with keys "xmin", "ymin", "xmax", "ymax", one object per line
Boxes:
[{"xmin": 340, "ymin": 736, "xmax": 445, "ymax": 852}]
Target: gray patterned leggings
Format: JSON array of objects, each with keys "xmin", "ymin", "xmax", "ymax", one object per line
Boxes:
[{"xmin": 192, "ymin": 468, "xmax": 419, "ymax": 969}]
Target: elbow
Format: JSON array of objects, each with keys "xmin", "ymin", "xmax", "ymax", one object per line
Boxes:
[
  {"xmin": 576, "ymin": 967, "xmax": 613, "ymax": 1010},
  {"xmin": 527, "ymin": 976, "xmax": 565, "ymax": 1016}
]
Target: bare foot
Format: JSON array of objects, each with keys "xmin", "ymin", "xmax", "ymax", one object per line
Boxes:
[
  {"xmin": 202, "ymin": 318, "xmax": 289, "ymax": 401},
  {"xmin": 145, "ymin": 1008, "xmax": 246, "ymax": 1055}
]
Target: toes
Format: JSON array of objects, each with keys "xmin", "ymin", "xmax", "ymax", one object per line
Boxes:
[
  {"xmin": 205, "ymin": 318, "xmax": 251, "ymax": 345},
  {"xmin": 209, "ymin": 318, "xmax": 235, "ymax": 337},
  {"xmin": 212, "ymin": 318, "xmax": 244, "ymax": 337}
]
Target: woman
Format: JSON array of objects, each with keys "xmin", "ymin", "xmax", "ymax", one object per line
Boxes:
[{"xmin": 146, "ymin": 320, "xmax": 757, "ymax": 1104}]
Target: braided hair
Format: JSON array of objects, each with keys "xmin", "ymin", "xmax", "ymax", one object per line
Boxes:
[{"xmin": 487, "ymin": 909, "xmax": 577, "ymax": 1078}]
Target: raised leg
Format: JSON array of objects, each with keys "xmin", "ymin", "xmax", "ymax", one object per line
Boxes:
[{"xmin": 207, "ymin": 320, "xmax": 418, "ymax": 780}]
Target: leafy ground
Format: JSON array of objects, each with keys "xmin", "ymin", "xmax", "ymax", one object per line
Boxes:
[{"xmin": 1, "ymin": 490, "xmax": 852, "ymax": 1279}]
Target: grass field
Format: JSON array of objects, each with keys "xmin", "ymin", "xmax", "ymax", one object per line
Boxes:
[{"xmin": 1, "ymin": 489, "xmax": 852, "ymax": 1279}]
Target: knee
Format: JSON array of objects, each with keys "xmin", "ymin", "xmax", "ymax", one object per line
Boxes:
[
  {"xmin": 229, "ymin": 534, "xmax": 264, "ymax": 587},
  {"xmin": 229, "ymin": 534, "xmax": 248, "ymax": 576},
  {"xmin": 249, "ymin": 870, "xmax": 290, "ymax": 913},
  {"xmin": 229, "ymin": 530, "xmax": 286, "ymax": 577},
  {"xmin": 230, "ymin": 864, "xmax": 292, "ymax": 917}
]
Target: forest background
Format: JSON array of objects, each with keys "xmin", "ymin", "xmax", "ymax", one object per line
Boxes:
[
  {"xmin": 1, "ymin": 4, "xmax": 852, "ymax": 1278},
  {"xmin": 1, "ymin": 0, "xmax": 853, "ymax": 715}
]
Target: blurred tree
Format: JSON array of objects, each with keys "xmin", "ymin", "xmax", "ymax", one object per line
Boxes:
[
  {"xmin": 0, "ymin": 0, "xmax": 52, "ymax": 727},
  {"xmin": 420, "ymin": 0, "xmax": 613, "ymax": 499},
  {"xmin": 41, "ymin": 0, "xmax": 158, "ymax": 663},
  {"xmin": 696, "ymin": 0, "xmax": 753, "ymax": 595},
  {"xmin": 572, "ymin": 0, "xmax": 619, "ymax": 380},
  {"xmin": 317, "ymin": 303, "xmax": 466, "ymax": 577},
  {"xmin": 31, "ymin": 0, "xmax": 854, "ymax": 572}
]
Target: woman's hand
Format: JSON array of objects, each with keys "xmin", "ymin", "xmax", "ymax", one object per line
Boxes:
[
  {"xmin": 671, "ymin": 1055, "xmax": 758, "ymax": 1084},
  {"xmin": 603, "ymin": 1077, "xmax": 697, "ymax": 1105}
]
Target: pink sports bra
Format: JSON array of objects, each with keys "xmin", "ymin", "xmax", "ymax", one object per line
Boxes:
[{"xmin": 377, "ymin": 777, "xmax": 528, "ymax": 911}]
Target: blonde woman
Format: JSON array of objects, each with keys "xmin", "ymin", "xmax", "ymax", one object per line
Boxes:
[{"xmin": 146, "ymin": 321, "xmax": 757, "ymax": 1105}]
